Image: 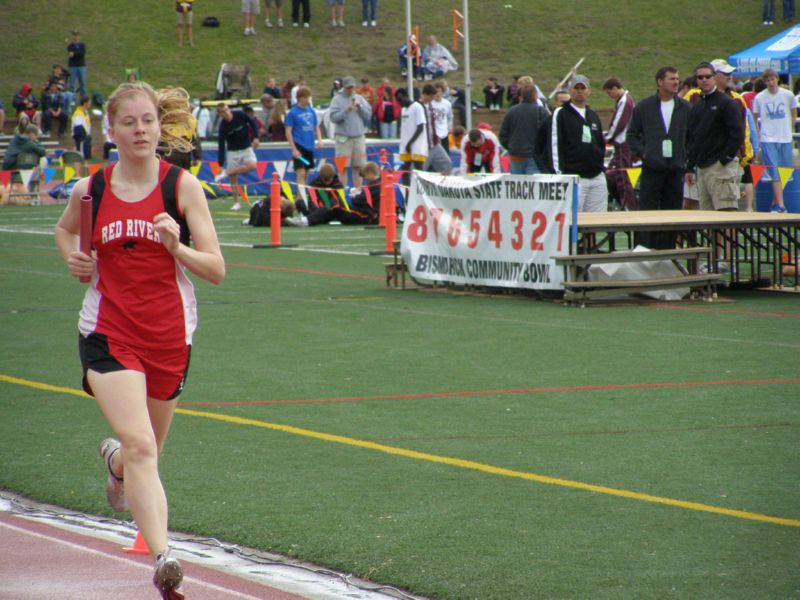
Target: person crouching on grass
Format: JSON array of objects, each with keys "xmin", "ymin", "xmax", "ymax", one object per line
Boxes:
[{"xmin": 54, "ymin": 81, "xmax": 225, "ymax": 599}]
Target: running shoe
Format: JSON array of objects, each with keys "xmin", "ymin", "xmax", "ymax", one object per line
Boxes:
[
  {"xmin": 153, "ymin": 547, "xmax": 184, "ymax": 600},
  {"xmin": 284, "ymin": 214, "xmax": 308, "ymax": 227},
  {"xmin": 771, "ymin": 205, "xmax": 788, "ymax": 213},
  {"xmin": 98, "ymin": 438, "xmax": 128, "ymax": 512}
]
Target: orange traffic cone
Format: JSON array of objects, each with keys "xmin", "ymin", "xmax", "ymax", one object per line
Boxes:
[{"xmin": 123, "ymin": 530, "xmax": 150, "ymax": 555}]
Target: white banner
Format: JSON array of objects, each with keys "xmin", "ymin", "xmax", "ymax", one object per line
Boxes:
[{"xmin": 401, "ymin": 172, "xmax": 576, "ymax": 290}]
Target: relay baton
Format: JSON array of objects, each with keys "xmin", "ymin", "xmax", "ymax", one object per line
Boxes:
[
  {"xmin": 298, "ymin": 155, "xmax": 311, "ymax": 166},
  {"xmin": 79, "ymin": 195, "xmax": 92, "ymax": 283}
]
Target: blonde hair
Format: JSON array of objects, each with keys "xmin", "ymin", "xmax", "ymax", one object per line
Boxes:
[
  {"xmin": 518, "ymin": 75, "xmax": 534, "ymax": 87},
  {"xmin": 268, "ymin": 99, "xmax": 287, "ymax": 125},
  {"xmin": 105, "ymin": 81, "xmax": 196, "ymax": 156}
]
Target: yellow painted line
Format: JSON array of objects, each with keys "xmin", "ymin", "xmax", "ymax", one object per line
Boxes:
[
  {"xmin": 0, "ymin": 374, "xmax": 90, "ymax": 398},
  {"xmin": 4, "ymin": 373, "xmax": 799, "ymax": 529},
  {"xmin": 177, "ymin": 407, "xmax": 800, "ymax": 529}
]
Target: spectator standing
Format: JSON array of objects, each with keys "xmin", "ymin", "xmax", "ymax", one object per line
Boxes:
[
  {"xmin": 483, "ymin": 77, "xmax": 504, "ymax": 111},
  {"xmin": 291, "ymin": 0, "xmax": 311, "ymax": 27},
  {"xmin": 264, "ymin": 0, "xmax": 285, "ymax": 27},
  {"xmin": 328, "ymin": 0, "xmax": 345, "ymax": 27},
  {"xmin": 215, "ymin": 103, "xmax": 260, "ymax": 210},
  {"xmin": 626, "ymin": 67, "xmax": 691, "ymax": 247},
  {"xmin": 67, "ymin": 31, "xmax": 87, "ymax": 98},
  {"xmin": 784, "ymin": 0, "xmax": 795, "ymax": 21},
  {"xmin": 709, "ymin": 59, "xmax": 755, "ymax": 213},
  {"xmin": 740, "ymin": 78, "xmax": 766, "ymax": 111},
  {"xmin": 419, "ymin": 83, "xmax": 452, "ymax": 174},
  {"xmin": 362, "ymin": 0, "xmax": 377, "ymax": 26},
  {"xmin": 329, "ymin": 76, "xmax": 372, "ymax": 189},
  {"xmin": 42, "ymin": 80, "xmax": 68, "ymax": 136},
  {"xmin": 544, "ymin": 76, "xmax": 607, "ymax": 212},
  {"xmin": 460, "ymin": 128, "xmax": 500, "ymax": 174},
  {"xmin": 396, "ymin": 87, "xmax": 428, "ymax": 185},
  {"xmin": 431, "ymin": 81, "xmax": 454, "ymax": 150},
  {"xmin": 356, "ymin": 78, "xmax": 376, "ymax": 111},
  {"xmin": 763, "ymin": 0, "xmax": 776, "ymax": 24},
  {"xmin": 752, "ymin": 67, "xmax": 797, "ymax": 212},
  {"xmin": 258, "ymin": 94, "xmax": 276, "ymax": 140},
  {"xmin": 13, "ymin": 83, "xmax": 42, "ymax": 129},
  {"xmin": 375, "ymin": 83, "xmax": 400, "ymax": 139},
  {"xmin": 268, "ymin": 99, "xmax": 288, "ymax": 141},
  {"xmin": 176, "ymin": 0, "xmax": 194, "ymax": 47},
  {"xmin": 602, "ymin": 77, "xmax": 636, "ymax": 210},
  {"xmin": 72, "ymin": 95, "xmax": 92, "ymax": 160},
  {"xmin": 242, "ymin": 0, "xmax": 260, "ymax": 35},
  {"xmin": 506, "ymin": 76, "xmax": 521, "ymax": 106},
  {"xmin": 552, "ymin": 89, "xmax": 571, "ymax": 109},
  {"xmin": 685, "ymin": 62, "xmax": 744, "ymax": 213},
  {"xmin": 285, "ymin": 86, "xmax": 322, "ymax": 196},
  {"xmin": 499, "ymin": 84, "xmax": 548, "ymax": 175},
  {"xmin": 193, "ymin": 97, "xmax": 213, "ymax": 139}
]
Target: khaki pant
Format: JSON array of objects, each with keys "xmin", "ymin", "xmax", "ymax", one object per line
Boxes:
[{"xmin": 697, "ymin": 158, "xmax": 740, "ymax": 211}]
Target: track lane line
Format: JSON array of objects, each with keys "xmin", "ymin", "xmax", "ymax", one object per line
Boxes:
[{"xmin": 4, "ymin": 373, "xmax": 799, "ymax": 529}]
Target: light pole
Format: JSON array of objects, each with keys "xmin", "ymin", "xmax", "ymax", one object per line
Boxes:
[
  {"xmin": 405, "ymin": 0, "xmax": 413, "ymax": 97},
  {"xmin": 462, "ymin": 0, "xmax": 471, "ymax": 131}
]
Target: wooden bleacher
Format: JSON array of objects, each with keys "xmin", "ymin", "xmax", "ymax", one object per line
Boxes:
[
  {"xmin": 555, "ymin": 247, "xmax": 720, "ymax": 306},
  {"xmin": 574, "ymin": 210, "xmax": 800, "ymax": 292}
]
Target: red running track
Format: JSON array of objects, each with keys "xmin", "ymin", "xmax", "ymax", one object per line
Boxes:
[{"xmin": 0, "ymin": 512, "xmax": 308, "ymax": 600}]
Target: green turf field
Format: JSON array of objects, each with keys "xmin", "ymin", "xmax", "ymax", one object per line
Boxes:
[{"xmin": 1, "ymin": 202, "xmax": 799, "ymax": 599}]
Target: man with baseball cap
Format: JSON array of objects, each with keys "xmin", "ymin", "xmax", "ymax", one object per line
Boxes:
[
  {"xmin": 328, "ymin": 75, "xmax": 373, "ymax": 190},
  {"xmin": 545, "ymin": 75, "xmax": 607, "ymax": 212}
]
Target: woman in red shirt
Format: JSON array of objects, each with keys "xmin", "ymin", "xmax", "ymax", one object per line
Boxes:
[{"xmin": 54, "ymin": 81, "xmax": 224, "ymax": 599}]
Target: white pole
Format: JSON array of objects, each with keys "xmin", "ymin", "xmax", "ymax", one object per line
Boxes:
[
  {"xmin": 405, "ymin": 0, "xmax": 413, "ymax": 98},
  {"xmin": 462, "ymin": 0, "xmax": 472, "ymax": 131}
]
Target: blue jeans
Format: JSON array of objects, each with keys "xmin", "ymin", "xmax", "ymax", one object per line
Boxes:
[
  {"xmin": 70, "ymin": 66, "xmax": 87, "ymax": 97},
  {"xmin": 362, "ymin": 0, "xmax": 377, "ymax": 21},
  {"xmin": 784, "ymin": 0, "xmax": 795, "ymax": 19},
  {"xmin": 508, "ymin": 158, "xmax": 539, "ymax": 175},
  {"xmin": 763, "ymin": 0, "xmax": 776, "ymax": 20},
  {"xmin": 379, "ymin": 121, "xmax": 397, "ymax": 139}
]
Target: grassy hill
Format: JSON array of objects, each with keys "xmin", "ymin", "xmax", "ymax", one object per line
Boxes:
[{"xmin": 1, "ymin": 0, "xmax": 774, "ymax": 113}]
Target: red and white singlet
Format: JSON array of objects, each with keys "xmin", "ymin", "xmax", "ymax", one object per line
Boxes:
[{"xmin": 79, "ymin": 160, "xmax": 197, "ymax": 350}]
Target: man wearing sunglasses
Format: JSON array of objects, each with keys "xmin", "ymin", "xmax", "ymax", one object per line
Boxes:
[{"xmin": 685, "ymin": 62, "xmax": 744, "ymax": 213}]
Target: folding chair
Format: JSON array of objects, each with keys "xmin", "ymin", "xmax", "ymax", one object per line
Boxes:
[
  {"xmin": 7, "ymin": 152, "xmax": 43, "ymax": 205},
  {"xmin": 216, "ymin": 64, "xmax": 252, "ymax": 99}
]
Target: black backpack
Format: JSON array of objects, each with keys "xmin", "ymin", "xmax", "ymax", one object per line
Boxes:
[
  {"xmin": 87, "ymin": 164, "xmax": 190, "ymax": 247},
  {"xmin": 202, "ymin": 16, "xmax": 220, "ymax": 27}
]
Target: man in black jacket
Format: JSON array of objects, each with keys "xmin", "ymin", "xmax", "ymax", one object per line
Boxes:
[
  {"xmin": 547, "ymin": 75, "xmax": 607, "ymax": 212},
  {"xmin": 685, "ymin": 62, "xmax": 744, "ymax": 212},
  {"xmin": 499, "ymin": 84, "xmax": 548, "ymax": 175},
  {"xmin": 626, "ymin": 66, "xmax": 691, "ymax": 247}
]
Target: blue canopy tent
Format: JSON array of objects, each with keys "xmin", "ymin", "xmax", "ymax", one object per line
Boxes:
[
  {"xmin": 728, "ymin": 25, "xmax": 800, "ymax": 76},
  {"xmin": 729, "ymin": 26, "xmax": 800, "ymax": 213}
]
